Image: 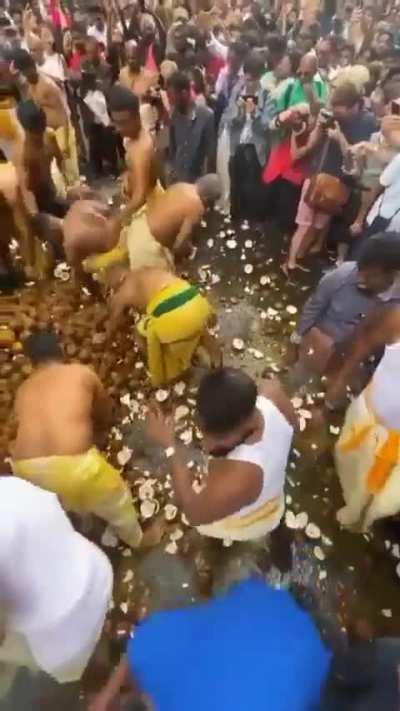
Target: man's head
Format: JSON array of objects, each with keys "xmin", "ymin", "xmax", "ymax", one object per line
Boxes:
[
  {"xmin": 28, "ymin": 34, "xmax": 44, "ymax": 65},
  {"xmin": 196, "ymin": 174, "xmax": 221, "ymax": 207},
  {"xmin": 62, "ymin": 199, "xmax": 114, "ymax": 261},
  {"xmin": 339, "ymin": 43, "xmax": 355, "ymax": 68},
  {"xmin": 24, "ymin": 328, "xmax": 63, "ymax": 366},
  {"xmin": 330, "ymin": 82, "xmax": 361, "ymax": 121},
  {"xmin": 167, "ymin": 71, "xmax": 192, "ymax": 113},
  {"xmin": 227, "ymin": 40, "xmax": 248, "ymax": 75},
  {"xmin": 374, "ymin": 29, "xmax": 394, "ymax": 59},
  {"xmin": 13, "ymin": 49, "xmax": 38, "ymax": 83},
  {"xmin": 316, "ymin": 38, "xmax": 333, "ymax": 70},
  {"xmin": 108, "ymin": 84, "xmax": 141, "ymax": 139},
  {"xmin": 140, "ymin": 14, "xmax": 156, "ymax": 43},
  {"xmin": 17, "ymin": 100, "xmax": 46, "ymax": 136},
  {"xmin": 86, "ymin": 36, "xmax": 101, "ymax": 63},
  {"xmin": 243, "ymin": 52, "xmax": 265, "ymax": 82},
  {"xmin": 173, "ymin": 24, "xmax": 189, "ymax": 53},
  {"xmin": 197, "ymin": 368, "xmax": 258, "ymax": 455},
  {"xmin": 298, "ymin": 53, "xmax": 318, "ymax": 84},
  {"xmin": 125, "ymin": 39, "xmax": 141, "ymax": 73},
  {"xmin": 357, "ymin": 233, "xmax": 400, "ymax": 294}
]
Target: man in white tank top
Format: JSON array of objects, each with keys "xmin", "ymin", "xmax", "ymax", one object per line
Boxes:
[
  {"xmin": 146, "ymin": 368, "xmax": 296, "ymax": 541},
  {"xmin": 326, "ymin": 303, "xmax": 400, "ymax": 530},
  {"xmin": 0, "ymin": 477, "xmax": 113, "ymax": 686}
]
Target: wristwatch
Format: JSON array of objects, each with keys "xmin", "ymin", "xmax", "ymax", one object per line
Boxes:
[{"xmin": 165, "ymin": 446, "xmax": 175, "ymax": 459}]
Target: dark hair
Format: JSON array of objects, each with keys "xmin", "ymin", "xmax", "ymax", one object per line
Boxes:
[
  {"xmin": 340, "ymin": 42, "xmax": 355, "ymax": 58},
  {"xmin": 17, "ymin": 100, "xmax": 46, "ymax": 133},
  {"xmin": 243, "ymin": 51, "xmax": 265, "ymax": 79},
  {"xmin": 229, "ymin": 40, "xmax": 248, "ymax": 62},
  {"xmin": 167, "ymin": 71, "xmax": 191, "ymax": 93},
  {"xmin": 331, "ymin": 81, "xmax": 361, "ymax": 108},
  {"xmin": 357, "ymin": 233, "xmax": 400, "ymax": 271},
  {"xmin": 287, "ymin": 48, "xmax": 302, "ymax": 74},
  {"xmin": 23, "ymin": 328, "xmax": 63, "ymax": 365},
  {"xmin": 11, "ymin": 48, "xmax": 34, "ymax": 72},
  {"xmin": 197, "ymin": 368, "xmax": 258, "ymax": 434},
  {"xmin": 107, "ymin": 84, "xmax": 139, "ymax": 114}
]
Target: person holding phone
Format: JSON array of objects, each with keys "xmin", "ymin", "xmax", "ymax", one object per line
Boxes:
[{"xmin": 226, "ymin": 52, "xmax": 270, "ymax": 221}]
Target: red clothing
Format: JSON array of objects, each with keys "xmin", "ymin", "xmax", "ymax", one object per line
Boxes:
[
  {"xmin": 68, "ymin": 51, "xmax": 85, "ymax": 71},
  {"xmin": 206, "ymin": 56, "xmax": 225, "ymax": 82}
]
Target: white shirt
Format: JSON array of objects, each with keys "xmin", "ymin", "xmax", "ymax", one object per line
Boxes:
[
  {"xmin": 0, "ymin": 478, "xmax": 113, "ymax": 677},
  {"xmin": 367, "ymin": 153, "xmax": 400, "ymax": 231},
  {"xmin": 88, "ymin": 25, "xmax": 107, "ymax": 46},
  {"xmin": 84, "ymin": 89, "xmax": 110, "ymax": 126},
  {"xmin": 40, "ymin": 53, "xmax": 66, "ymax": 83},
  {"xmin": 228, "ymin": 396, "xmax": 293, "ymax": 517}
]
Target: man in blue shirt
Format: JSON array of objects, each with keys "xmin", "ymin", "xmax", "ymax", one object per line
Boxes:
[{"xmin": 89, "ymin": 577, "xmax": 330, "ymax": 711}]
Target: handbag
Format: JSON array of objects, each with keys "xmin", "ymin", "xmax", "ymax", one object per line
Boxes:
[{"xmin": 305, "ymin": 138, "xmax": 351, "ymax": 216}]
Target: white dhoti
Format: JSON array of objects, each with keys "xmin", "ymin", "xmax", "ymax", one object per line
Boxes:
[{"xmin": 335, "ymin": 389, "xmax": 400, "ymax": 530}]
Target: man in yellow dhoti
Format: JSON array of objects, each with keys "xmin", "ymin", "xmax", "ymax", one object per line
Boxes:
[
  {"xmin": 327, "ymin": 300, "xmax": 400, "ymax": 530},
  {"xmin": 145, "ymin": 369, "xmax": 296, "ymax": 542},
  {"xmin": 11, "ymin": 329, "xmax": 143, "ymax": 548},
  {"xmin": 108, "ymin": 267, "xmax": 218, "ymax": 386},
  {"xmin": 15, "ymin": 51, "xmax": 80, "ymax": 188}
]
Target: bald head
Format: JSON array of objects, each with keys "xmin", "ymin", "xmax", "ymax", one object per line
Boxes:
[
  {"xmin": 62, "ymin": 200, "xmax": 114, "ymax": 262},
  {"xmin": 196, "ymin": 174, "xmax": 222, "ymax": 207},
  {"xmin": 298, "ymin": 53, "xmax": 318, "ymax": 82}
]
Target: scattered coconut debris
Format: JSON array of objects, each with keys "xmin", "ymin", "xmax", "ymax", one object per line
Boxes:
[
  {"xmin": 164, "ymin": 504, "xmax": 178, "ymax": 521},
  {"xmin": 156, "ymin": 389, "xmax": 169, "ymax": 402},
  {"xmin": 305, "ymin": 523, "xmax": 321, "ymax": 540},
  {"xmin": 101, "ymin": 527, "xmax": 118, "ymax": 548},
  {"xmin": 117, "ymin": 446, "xmax": 133, "ymax": 466},
  {"xmin": 232, "ymin": 338, "xmax": 245, "ymax": 351},
  {"xmin": 382, "ymin": 609, "xmax": 392, "ymax": 618},
  {"xmin": 165, "ymin": 541, "xmax": 178, "ymax": 555},
  {"xmin": 314, "ymin": 546, "xmax": 325, "ymax": 561}
]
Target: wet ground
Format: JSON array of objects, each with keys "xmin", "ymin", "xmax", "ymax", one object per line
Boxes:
[{"xmin": 2, "ymin": 200, "xmax": 400, "ymax": 709}]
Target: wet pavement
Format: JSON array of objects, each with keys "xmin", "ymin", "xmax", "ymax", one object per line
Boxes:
[{"xmin": 2, "ymin": 206, "xmax": 400, "ymax": 709}]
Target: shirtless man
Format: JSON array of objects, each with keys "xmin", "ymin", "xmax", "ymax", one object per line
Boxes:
[
  {"xmin": 14, "ymin": 100, "xmax": 67, "ymax": 221},
  {"xmin": 11, "ymin": 328, "xmax": 143, "ymax": 547},
  {"xmin": 106, "ymin": 266, "xmax": 220, "ymax": 385},
  {"xmin": 37, "ymin": 175, "xmax": 221, "ymax": 279},
  {"xmin": 14, "ymin": 50, "xmax": 79, "ymax": 187},
  {"xmin": 108, "ymin": 84, "xmax": 160, "ymax": 233},
  {"xmin": 118, "ymin": 40, "xmax": 157, "ymax": 97}
]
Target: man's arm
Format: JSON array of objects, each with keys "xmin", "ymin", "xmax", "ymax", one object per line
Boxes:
[
  {"xmin": 145, "ymin": 405, "xmax": 261, "ymax": 526},
  {"xmin": 88, "ymin": 656, "xmax": 132, "ymax": 711},
  {"xmin": 259, "ymin": 379, "xmax": 298, "ymax": 429},
  {"xmin": 326, "ymin": 305, "xmax": 400, "ymax": 404},
  {"xmin": 49, "ymin": 131, "xmax": 64, "ymax": 174},
  {"xmin": 91, "ymin": 370, "xmax": 114, "ymax": 430},
  {"xmin": 204, "ymin": 112, "xmax": 216, "ymax": 173},
  {"xmin": 296, "ymin": 265, "xmax": 348, "ymax": 337},
  {"xmin": 14, "ymin": 148, "xmax": 38, "ymax": 217},
  {"xmin": 174, "ymin": 215, "xmax": 197, "ymax": 252},
  {"xmin": 117, "ymin": 143, "xmax": 152, "ymax": 229}
]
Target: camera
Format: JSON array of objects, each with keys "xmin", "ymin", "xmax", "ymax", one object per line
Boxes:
[{"xmin": 319, "ymin": 109, "xmax": 336, "ymax": 128}]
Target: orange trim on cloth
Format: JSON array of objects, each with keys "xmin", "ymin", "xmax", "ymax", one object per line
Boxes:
[{"xmin": 337, "ymin": 390, "xmax": 400, "ymax": 494}]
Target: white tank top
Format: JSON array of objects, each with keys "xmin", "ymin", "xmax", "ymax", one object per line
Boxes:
[
  {"xmin": 227, "ymin": 396, "xmax": 293, "ymax": 517},
  {"xmin": 0, "ymin": 478, "xmax": 113, "ymax": 675},
  {"xmin": 370, "ymin": 341, "xmax": 400, "ymax": 430}
]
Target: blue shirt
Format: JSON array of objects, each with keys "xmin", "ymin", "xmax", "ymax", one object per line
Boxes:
[{"xmin": 128, "ymin": 578, "xmax": 331, "ymax": 711}]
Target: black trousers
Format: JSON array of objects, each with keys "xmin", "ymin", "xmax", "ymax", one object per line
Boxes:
[
  {"xmin": 87, "ymin": 123, "xmax": 120, "ymax": 177},
  {"xmin": 264, "ymin": 177, "xmax": 302, "ymax": 233},
  {"xmin": 229, "ymin": 144, "xmax": 268, "ymax": 222}
]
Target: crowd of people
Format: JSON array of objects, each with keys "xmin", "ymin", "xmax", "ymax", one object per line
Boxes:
[{"xmin": 3, "ymin": 0, "xmax": 400, "ymax": 708}]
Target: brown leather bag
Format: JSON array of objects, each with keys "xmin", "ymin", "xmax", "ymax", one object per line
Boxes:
[{"xmin": 305, "ymin": 139, "xmax": 351, "ymax": 216}]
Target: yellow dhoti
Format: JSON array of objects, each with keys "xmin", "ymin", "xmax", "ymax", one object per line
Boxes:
[
  {"xmin": 54, "ymin": 122, "xmax": 80, "ymax": 187},
  {"xmin": 0, "ymin": 99, "xmax": 23, "ymax": 161},
  {"xmin": 335, "ymin": 390, "xmax": 400, "ymax": 530},
  {"xmin": 197, "ymin": 496, "xmax": 285, "ymax": 542},
  {"xmin": 83, "ymin": 183, "xmax": 167, "ymax": 274},
  {"xmin": 12, "ymin": 447, "xmax": 142, "ymax": 547},
  {"xmin": 137, "ymin": 279, "xmax": 213, "ymax": 386}
]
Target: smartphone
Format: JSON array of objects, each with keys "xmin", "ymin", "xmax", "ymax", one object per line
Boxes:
[{"xmin": 392, "ymin": 100, "xmax": 400, "ymax": 115}]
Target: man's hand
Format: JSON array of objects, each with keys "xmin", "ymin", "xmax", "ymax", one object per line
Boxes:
[
  {"xmin": 245, "ymin": 98, "xmax": 256, "ymax": 114},
  {"xmin": 327, "ymin": 125, "xmax": 343, "ymax": 143},
  {"xmin": 145, "ymin": 404, "xmax": 175, "ymax": 448},
  {"xmin": 325, "ymin": 378, "xmax": 347, "ymax": 410},
  {"xmin": 349, "ymin": 220, "xmax": 363, "ymax": 237},
  {"xmin": 87, "ymin": 690, "xmax": 113, "ymax": 711}
]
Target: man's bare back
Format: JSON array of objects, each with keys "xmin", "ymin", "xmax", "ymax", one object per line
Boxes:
[
  {"xmin": 147, "ymin": 183, "xmax": 204, "ymax": 247},
  {"xmin": 13, "ymin": 363, "xmax": 107, "ymax": 459},
  {"xmin": 28, "ymin": 74, "xmax": 67, "ymax": 130},
  {"xmin": 124, "ymin": 129, "xmax": 159, "ymax": 203}
]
